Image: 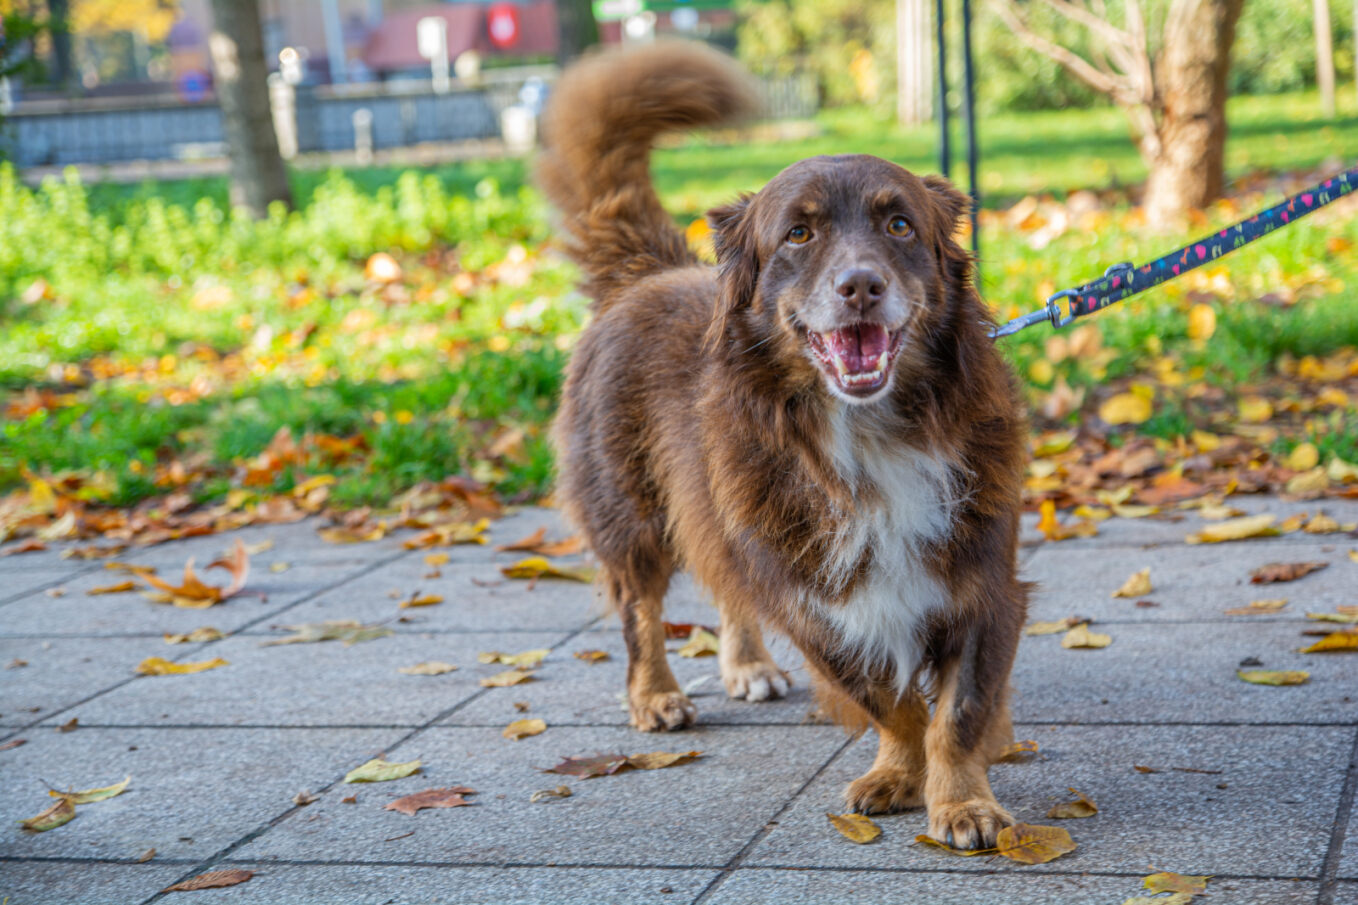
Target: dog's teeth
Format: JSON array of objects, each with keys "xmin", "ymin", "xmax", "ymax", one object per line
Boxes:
[
  {"xmin": 834, "ymin": 356, "xmax": 849, "ymax": 377},
  {"xmin": 875, "ymin": 350, "xmax": 890, "ymax": 370}
]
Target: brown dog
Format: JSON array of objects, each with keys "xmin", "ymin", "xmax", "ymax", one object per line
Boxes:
[{"xmin": 537, "ymin": 42, "xmax": 1028, "ymax": 849}]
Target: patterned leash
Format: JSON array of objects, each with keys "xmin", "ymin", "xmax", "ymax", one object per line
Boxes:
[{"xmin": 990, "ymin": 165, "xmax": 1358, "ymax": 339}]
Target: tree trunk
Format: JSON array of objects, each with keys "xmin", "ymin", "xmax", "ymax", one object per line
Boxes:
[
  {"xmin": 1143, "ymin": 0, "xmax": 1244, "ymax": 222},
  {"xmin": 207, "ymin": 0, "xmax": 292, "ymax": 217},
  {"xmin": 1313, "ymin": 0, "xmax": 1336, "ymax": 116},
  {"xmin": 47, "ymin": 0, "xmax": 74, "ymax": 91},
  {"xmin": 896, "ymin": 0, "xmax": 932, "ymax": 124},
  {"xmin": 556, "ymin": 0, "xmax": 599, "ymax": 65}
]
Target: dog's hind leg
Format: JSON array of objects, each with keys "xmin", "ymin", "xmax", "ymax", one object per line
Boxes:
[
  {"xmin": 715, "ymin": 597, "xmax": 790, "ymax": 702},
  {"xmin": 605, "ymin": 564, "xmax": 696, "ymax": 731}
]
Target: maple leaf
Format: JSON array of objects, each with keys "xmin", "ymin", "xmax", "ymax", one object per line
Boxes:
[
  {"xmin": 503, "ymin": 718, "xmax": 547, "ymax": 740},
  {"xmin": 19, "ymin": 797, "xmax": 75, "ymax": 832},
  {"xmin": 135, "ymin": 656, "xmax": 228, "ymax": 676},
  {"xmin": 827, "ymin": 812, "xmax": 881, "ymax": 844},
  {"xmin": 1143, "ymin": 871, "xmax": 1211, "ymax": 895},
  {"xmin": 383, "ymin": 786, "xmax": 476, "ymax": 816},
  {"xmin": 1237, "ymin": 669, "xmax": 1309, "ymax": 686},
  {"xmin": 1249, "ymin": 561, "xmax": 1328, "ymax": 584},
  {"xmin": 163, "ymin": 870, "xmax": 254, "ymax": 892},
  {"xmin": 344, "ymin": 757, "xmax": 421, "ymax": 783},
  {"xmin": 1046, "ymin": 788, "xmax": 1097, "ymax": 819},
  {"xmin": 994, "ymin": 823, "xmax": 1077, "ymax": 864},
  {"xmin": 1111, "ymin": 568, "xmax": 1151, "ymax": 598},
  {"xmin": 545, "ymin": 753, "xmax": 630, "ymax": 778},
  {"xmin": 140, "ymin": 541, "xmax": 249, "ymax": 608}
]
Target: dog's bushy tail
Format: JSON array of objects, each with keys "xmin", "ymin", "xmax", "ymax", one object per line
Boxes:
[{"xmin": 536, "ymin": 42, "xmax": 756, "ymax": 309}]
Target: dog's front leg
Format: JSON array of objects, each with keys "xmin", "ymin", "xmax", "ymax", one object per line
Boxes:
[
  {"xmin": 614, "ymin": 577, "xmax": 696, "ymax": 731},
  {"xmin": 842, "ymin": 687, "xmax": 928, "ymax": 813}
]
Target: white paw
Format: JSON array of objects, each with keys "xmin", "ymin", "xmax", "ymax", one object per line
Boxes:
[{"xmin": 722, "ymin": 662, "xmax": 790, "ymax": 702}]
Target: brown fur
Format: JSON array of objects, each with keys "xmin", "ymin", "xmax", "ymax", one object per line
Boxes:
[{"xmin": 538, "ymin": 42, "xmax": 1029, "ymax": 848}]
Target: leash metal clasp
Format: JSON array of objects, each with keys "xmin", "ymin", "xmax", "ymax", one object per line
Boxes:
[{"xmin": 989, "ymin": 291, "xmax": 1076, "ymax": 338}]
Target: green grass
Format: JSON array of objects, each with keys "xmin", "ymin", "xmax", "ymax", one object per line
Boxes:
[{"xmin": 2, "ymin": 89, "xmax": 1356, "ymax": 510}]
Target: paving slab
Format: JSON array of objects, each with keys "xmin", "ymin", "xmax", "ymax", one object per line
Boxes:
[
  {"xmin": 52, "ymin": 630, "xmax": 571, "ymax": 728},
  {"xmin": 0, "ymin": 860, "xmax": 193, "ymax": 905},
  {"xmin": 231, "ymin": 724, "xmax": 848, "ymax": 867},
  {"xmin": 0, "ymin": 636, "xmax": 184, "ymax": 728},
  {"xmin": 444, "ymin": 629, "xmax": 818, "ymax": 728},
  {"xmin": 1024, "ymin": 539, "xmax": 1358, "ymax": 625},
  {"xmin": 743, "ymin": 724, "xmax": 1353, "ymax": 878},
  {"xmin": 1336, "ymin": 880, "xmax": 1358, "ymax": 904},
  {"xmin": 1011, "ymin": 620, "xmax": 1358, "ymax": 724},
  {"xmin": 0, "ymin": 568, "xmax": 96, "ymax": 606},
  {"xmin": 0, "ymin": 727, "xmax": 405, "ymax": 862},
  {"xmin": 151, "ymin": 864, "xmax": 718, "ymax": 905},
  {"xmin": 707, "ymin": 868, "xmax": 1319, "ymax": 905}
]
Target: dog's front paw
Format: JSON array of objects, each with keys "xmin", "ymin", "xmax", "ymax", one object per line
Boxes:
[
  {"xmin": 926, "ymin": 798, "xmax": 1014, "ymax": 850},
  {"xmin": 843, "ymin": 767, "xmax": 924, "ymax": 814},
  {"xmin": 629, "ymin": 690, "xmax": 697, "ymax": 731},
  {"xmin": 721, "ymin": 659, "xmax": 790, "ymax": 702}
]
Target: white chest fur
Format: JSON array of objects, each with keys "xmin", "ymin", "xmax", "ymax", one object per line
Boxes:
[{"xmin": 814, "ymin": 411, "xmax": 960, "ymax": 693}]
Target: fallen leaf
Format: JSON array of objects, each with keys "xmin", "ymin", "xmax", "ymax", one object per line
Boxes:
[
  {"xmin": 135, "ymin": 657, "xmax": 228, "ymax": 676},
  {"xmin": 2, "ymin": 539, "xmax": 47, "ymax": 556},
  {"xmin": 1299, "ymin": 631, "xmax": 1358, "ymax": 653},
  {"xmin": 137, "ymin": 847, "xmax": 155, "ymax": 862},
  {"xmin": 163, "ymin": 627, "xmax": 224, "ymax": 644},
  {"xmin": 914, "ymin": 834, "xmax": 997, "ymax": 856},
  {"xmin": 424, "ymin": 553, "xmax": 450, "ymax": 567},
  {"xmin": 1061, "ymin": 624, "xmax": 1111, "ymax": 649},
  {"xmin": 0, "ymin": 739, "xmax": 27, "ymax": 751},
  {"xmin": 1046, "ymin": 787, "xmax": 1097, "ymax": 819},
  {"xmin": 997, "ymin": 740, "xmax": 1040, "ymax": 763},
  {"xmin": 1024, "ymin": 617, "xmax": 1086, "ymax": 636},
  {"xmin": 496, "ymin": 527, "xmax": 586, "ymax": 557},
  {"xmin": 545, "ymin": 753, "xmax": 630, "ymax": 778},
  {"xmin": 478, "ymin": 648, "xmax": 550, "ymax": 668},
  {"xmin": 19, "ymin": 797, "xmax": 75, "ymax": 832},
  {"xmin": 574, "ymin": 649, "xmax": 610, "ymax": 663},
  {"xmin": 678, "ymin": 627, "xmax": 721, "ymax": 658},
  {"xmin": 399, "ymin": 592, "xmax": 444, "ymax": 608},
  {"xmin": 1186, "ymin": 514, "xmax": 1279, "ymax": 544},
  {"xmin": 398, "ymin": 661, "xmax": 459, "ymax": 676},
  {"xmin": 662, "ymin": 621, "xmax": 717, "ymax": 639},
  {"xmin": 480, "ymin": 669, "xmax": 535, "ymax": 687},
  {"xmin": 1286, "ymin": 443, "xmax": 1321, "ymax": 471},
  {"xmin": 513, "ymin": 701, "xmax": 531, "ymax": 712},
  {"xmin": 403, "ymin": 518, "xmax": 489, "ymax": 549},
  {"xmin": 827, "ymin": 812, "xmax": 881, "ymax": 844},
  {"xmin": 530, "ymin": 785, "xmax": 572, "ymax": 802},
  {"xmin": 88, "ymin": 581, "xmax": 137, "ymax": 595},
  {"xmin": 994, "ymin": 822, "xmax": 1077, "ymax": 864},
  {"xmin": 1037, "ymin": 500, "xmax": 1099, "ymax": 540},
  {"xmin": 292, "ymin": 790, "xmax": 318, "ymax": 806},
  {"xmin": 1307, "ymin": 612, "xmax": 1358, "ymax": 624},
  {"xmin": 1250, "ymin": 561, "xmax": 1328, "ymax": 584},
  {"xmin": 48, "ymin": 776, "xmax": 130, "ymax": 804},
  {"xmin": 1111, "ymin": 568, "xmax": 1152, "ymax": 598},
  {"xmin": 344, "ymin": 757, "xmax": 421, "ymax": 783},
  {"xmin": 503, "ymin": 718, "xmax": 547, "ymax": 740},
  {"xmin": 1143, "ymin": 871, "xmax": 1210, "ymax": 895},
  {"xmin": 140, "ymin": 543, "xmax": 249, "ymax": 608},
  {"xmin": 269, "ymin": 562, "xmax": 291, "ymax": 573},
  {"xmin": 1223, "ymin": 599, "xmax": 1287, "ymax": 615},
  {"xmin": 1121, "ymin": 895, "xmax": 1193, "ymax": 905},
  {"xmin": 383, "ymin": 786, "xmax": 475, "ymax": 816},
  {"xmin": 500, "ymin": 556, "xmax": 596, "ymax": 583},
  {"xmin": 261, "ymin": 620, "xmax": 393, "ymax": 646},
  {"xmin": 318, "ymin": 523, "xmax": 387, "ymax": 544},
  {"xmin": 1238, "ymin": 396, "xmax": 1273, "ymax": 423},
  {"xmin": 1099, "ymin": 393, "xmax": 1153, "ymax": 425},
  {"xmin": 163, "ymin": 869, "xmax": 254, "ymax": 892},
  {"xmin": 626, "ymin": 751, "xmax": 702, "ymax": 770},
  {"xmin": 56, "ymin": 717, "xmax": 78, "ymax": 733},
  {"xmin": 1237, "ymin": 669, "xmax": 1309, "ymax": 685},
  {"xmin": 1186, "ymin": 303, "xmax": 1216, "ymax": 340}
]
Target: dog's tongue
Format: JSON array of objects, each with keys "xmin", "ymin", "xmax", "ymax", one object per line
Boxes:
[{"xmin": 823, "ymin": 323, "xmax": 890, "ymax": 373}]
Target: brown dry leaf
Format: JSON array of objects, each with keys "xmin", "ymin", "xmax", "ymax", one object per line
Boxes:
[
  {"xmin": 1025, "ymin": 617, "xmax": 1086, "ymax": 636},
  {"xmin": 88, "ymin": 581, "xmax": 137, "ymax": 595},
  {"xmin": 163, "ymin": 627, "xmax": 225, "ymax": 644},
  {"xmin": 1186, "ymin": 514, "xmax": 1279, "ymax": 544},
  {"xmin": 1143, "ymin": 872, "xmax": 1210, "ymax": 896},
  {"xmin": 544, "ymin": 753, "xmax": 630, "ymax": 778},
  {"xmin": 994, "ymin": 822, "xmax": 1077, "ymax": 864},
  {"xmin": 574, "ymin": 649, "xmax": 610, "ymax": 663},
  {"xmin": 496, "ymin": 527, "xmax": 586, "ymax": 557},
  {"xmin": 163, "ymin": 869, "xmax": 254, "ymax": 892},
  {"xmin": 399, "ymin": 592, "xmax": 444, "ymax": 609},
  {"xmin": 530, "ymin": 785, "xmax": 572, "ymax": 803},
  {"xmin": 997, "ymin": 740, "xmax": 1040, "ymax": 763},
  {"xmin": 137, "ymin": 847, "xmax": 155, "ymax": 863},
  {"xmin": 662, "ymin": 621, "xmax": 717, "ymax": 639},
  {"xmin": 500, "ymin": 556, "xmax": 596, "ymax": 583},
  {"xmin": 678, "ymin": 627, "xmax": 721, "ymax": 658},
  {"xmin": 318, "ymin": 523, "xmax": 387, "ymax": 544},
  {"xmin": 19, "ymin": 797, "xmax": 75, "ymax": 832},
  {"xmin": 135, "ymin": 656, "xmax": 228, "ymax": 676},
  {"xmin": 140, "ymin": 547, "xmax": 245, "ymax": 609},
  {"xmin": 206, "ymin": 539, "xmax": 250, "ymax": 597},
  {"xmin": 827, "ymin": 812, "xmax": 882, "ymax": 844},
  {"xmin": 913, "ymin": 834, "xmax": 997, "ymax": 856},
  {"xmin": 479, "ymin": 669, "xmax": 535, "ymax": 687},
  {"xmin": 56, "ymin": 717, "xmax": 78, "ymax": 733},
  {"xmin": 626, "ymin": 750, "xmax": 702, "ymax": 770},
  {"xmin": 1299, "ymin": 631, "xmax": 1358, "ymax": 653},
  {"xmin": 1237, "ymin": 669, "xmax": 1309, "ymax": 686},
  {"xmin": 503, "ymin": 718, "xmax": 547, "ymax": 740},
  {"xmin": 1061, "ymin": 624, "xmax": 1111, "ymax": 649},
  {"xmin": 344, "ymin": 757, "xmax": 421, "ymax": 783},
  {"xmin": 383, "ymin": 786, "xmax": 475, "ymax": 816},
  {"xmin": 398, "ymin": 661, "xmax": 459, "ymax": 676},
  {"xmin": 1250, "ymin": 561, "xmax": 1328, "ymax": 584},
  {"xmin": 1046, "ymin": 787, "xmax": 1098, "ymax": 819},
  {"xmin": 1111, "ymin": 568, "xmax": 1152, "ymax": 598},
  {"xmin": 0, "ymin": 738, "xmax": 28, "ymax": 751},
  {"xmin": 1223, "ymin": 599, "xmax": 1287, "ymax": 615}
]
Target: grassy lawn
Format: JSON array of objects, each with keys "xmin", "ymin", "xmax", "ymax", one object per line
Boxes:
[{"xmin": 2, "ymin": 88, "xmax": 1356, "ymax": 523}]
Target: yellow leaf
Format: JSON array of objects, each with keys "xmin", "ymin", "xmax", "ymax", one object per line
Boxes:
[
  {"xmin": 500, "ymin": 556, "xmax": 596, "ymax": 583},
  {"xmin": 479, "ymin": 669, "xmax": 535, "ymax": 687},
  {"xmin": 1061, "ymin": 624, "xmax": 1111, "ymax": 649},
  {"xmin": 1299, "ymin": 631, "xmax": 1358, "ymax": 653},
  {"xmin": 1308, "ymin": 611, "xmax": 1358, "ymax": 624},
  {"xmin": 343, "ymin": 757, "xmax": 421, "ymax": 783},
  {"xmin": 1286, "ymin": 467, "xmax": 1329, "ymax": 495},
  {"xmin": 135, "ymin": 657, "xmax": 228, "ymax": 676},
  {"xmin": 1223, "ymin": 599, "xmax": 1287, "ymax": 615},
  {"xmin": 1025, "ymin": 617, "xmax": 1085, "ymax": 636},
  {"xmin": 1028, "ymin": 358, "xmax": 1054, "ymax": 385},
  {"xmin": 399, "ymin": 593, "xmax": 444, "ymax": 608},
  {"xmin": 163, "ymin": 627, "xmax": 225, "ymax": 644},
  {"xmin": 1237, "ymin": 669, "xmax": 1309, "ymax": 686},
  {"xmin": 424, "ymin": 553, "xmax": 450, "ymax": 567},
  {"xmin": 1099, "ymin": 393, "xmax": 1153, "ymax": 425},
  {"xmin": 19, "ymin": 797, "xmax": 75, "ymax": 832},
  {"xmin": 1186, "ymin": 303, "xmax": 1216, "ymax": 340},
  {"xmin": 678, "ymin": 627, "xmax": 721, "ymax": 658},
  {"xmin": 625, "ymin": 750, "xmax": 702, "ymax": 770},
  {"xmin": 1286, "ymin": 442, "xmax": 1320, "ymax": 471},
  {"xmin": 994, "ymin": 823, "xmax": 1077, "ymax": 864},
  {"xmin": 398, "ymin": 661, "xmax": 459, "ymax": 675},
  {"xmin": 1143, "ymin": 872, "xmax": 1211, "ymax": 895},
  {"xmin": 1110, "ymin": 503, "xmax": 1158, "ymax": 519},
  {"xmin": 1185, "ymin": 514, "xmax": 1278, "ymax": 544},
  {"xmin": 49, "ymin": 776, "xmax": 130, "ymax": 804},
  {"xmin": 1328, "ymin": 457, "xmax": 1358, "ymax": 484},
  {"xmin": 914, "ymin": 834, "xmax": 997, "ymax": 856},
  {"xmin": 1191, "ymin": 430, "xmax": 1222, "ymax": 452},
  {"xmin": 1032, "ymin": 430, "xmax": 1076, "ymax": 457},
  {"xmin": 478, "ymin": 649, "xmax": 550, "ymax": 668},
  {"xmin": 503, "ymin": 718, "xmax": 547, "ymax": 740},
  {"xmin": 1046, "ymin": 787, "xmax": 1097, "ymax": 819},
  {"xmin": 318, "ymin": 524, "xmax": 387, "ymax": 544},
  {"xmin": 997, "ymin": 739, "xmax": 1040, "ymax": 763},
  {"xmin": 88, "ymin": 581, "xmax": 137, "ymax": 595},
  {"xmin": 827, "ymin": 812, "xmax": 882, "ymax": 844},
  {"xmin": 1111, "ymin": 568, "xmax": 1151, "ymax": 598},
  {"xmin": 1237, "ymin": 396, "xmax": 1273, "ymax": 423},
  {"xmin": 574, "ymin": 649, "xmax": 610, "ymax": 663}
]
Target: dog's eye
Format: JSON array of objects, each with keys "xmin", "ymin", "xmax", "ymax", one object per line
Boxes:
[
  {"xmin": 886, "ymin": 215, "xmax": 913, "ymax": 238},
  {"xmin": 786, "ymin": 225, "xmax": 812, "ymax": 245}
]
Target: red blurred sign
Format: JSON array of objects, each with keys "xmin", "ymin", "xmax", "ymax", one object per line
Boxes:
[{"xmin": 487, "ymin": 3, "xmax": 520, "ymax": 48}]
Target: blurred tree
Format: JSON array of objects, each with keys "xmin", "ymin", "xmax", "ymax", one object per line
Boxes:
[
  {"xmin": 735, "ymin": 0, "xmax": 895, "ymax": 106},
  {"xmin": 207, "ymin": 0, "xmax": 291, "ymax": 217},
  {"xmin": 993, "ymin": 0, "xmax": 1245, "ymax": 221},
  {"xmin": 70, "ymin": 0, "xmax": 176, "ymax": 42},
  {"xmin": 556, "ymin": 0, "xmax": 598, "ymax": 63}
]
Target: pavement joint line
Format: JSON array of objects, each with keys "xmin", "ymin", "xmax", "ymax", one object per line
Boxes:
[
  {"xmin": 0, "ymin": 627, "xmax": 606, "ymax": 640},
  {"xmin": 689, "ymin": 732, "xmax": 859, "ymax": 905},
  {"xmin": 136, "ymin": 616, "xmax": 604, "ymax": 905},
  {"xmin": 0, "ymin": 561, "xmax": 103, "ymax": 608},
  {"xmin": 1316, "ymin": 726, "xmax": 1358, "ymax": 905}
]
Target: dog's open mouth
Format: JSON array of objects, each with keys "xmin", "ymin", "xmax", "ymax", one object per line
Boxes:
[{"xmin": 806, "ymin": 323, "xmax": 903, "ymax": 398}]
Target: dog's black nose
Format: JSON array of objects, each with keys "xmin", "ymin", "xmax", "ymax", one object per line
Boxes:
[{"xmin": 834, "ymin": 268, "xmax": 887, "ymax": 311}]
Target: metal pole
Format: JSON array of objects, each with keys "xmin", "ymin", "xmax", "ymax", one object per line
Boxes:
[
  {"xmin": 320, "ymin": 0, "xmax": 347, "ymax": 84},
  {"xmin": 961, "ymin": 0, "xmax": 979, "ymax": 261},
  {"xmin": 934, "ymin": 0, "xmax": 950, "ymax": 178}
]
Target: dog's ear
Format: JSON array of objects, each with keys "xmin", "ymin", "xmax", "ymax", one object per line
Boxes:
[
  {"xmin": 921, "ymin": 174, "xmax": 974, "ymax": 289},
  {"xmin": 705, "ymin": 193, "xmax": 759, "ymax": 348}
]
